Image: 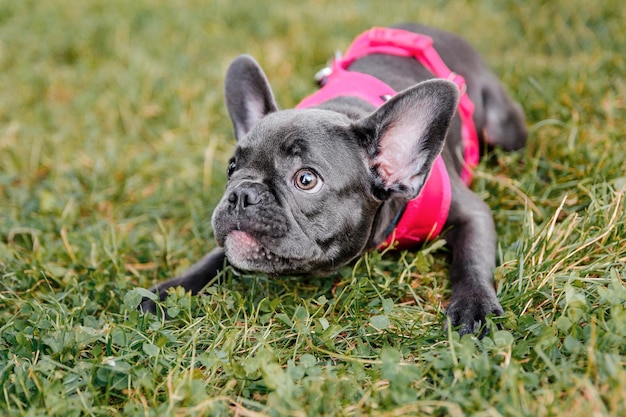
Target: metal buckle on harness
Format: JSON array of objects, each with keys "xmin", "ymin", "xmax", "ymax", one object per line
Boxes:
[
  {"xmin": 314, "ymin": 67, "xmax": 332, "ymax": 86},
  {"xmin": 314, "ymin": 51, "xmax": 343, "ymax": 86}
]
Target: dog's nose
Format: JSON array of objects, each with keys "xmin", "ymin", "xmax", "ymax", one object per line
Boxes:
[{"xmin": 228, "ymin": 187, "xmax": 261, "ymax": 211}]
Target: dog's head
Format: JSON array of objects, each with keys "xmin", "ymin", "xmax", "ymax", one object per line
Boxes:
[{"xmin": 211, "ymin": 55, "xmax": 459, "ymax": 275}]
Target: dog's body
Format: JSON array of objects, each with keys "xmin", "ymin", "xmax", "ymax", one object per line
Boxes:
[{"xmin": 142, "ymin": 24, "xmax": 527, "ymax": 335}]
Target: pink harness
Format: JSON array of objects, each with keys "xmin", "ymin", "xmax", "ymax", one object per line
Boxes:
[{"xmin": 297, "ymin": 27, "xmax": 480, "ymax": 249}]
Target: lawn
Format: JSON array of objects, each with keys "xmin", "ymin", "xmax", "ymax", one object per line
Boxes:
[{"xmin": 1, "ymin": 0, "xmax": 625, "ymax": 416}]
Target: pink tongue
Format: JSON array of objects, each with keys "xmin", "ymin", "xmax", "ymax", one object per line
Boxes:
[
  {"xmin": 228, "ymin": 230, "xmax": 258, "ymax": 248},
  {"xmin": 226, "ymin": 231, "xmax": 262, "ymax": 259}
]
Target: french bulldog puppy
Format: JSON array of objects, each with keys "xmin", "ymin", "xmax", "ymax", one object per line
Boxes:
[{"xmin": 142, "ymin": 23, "xmax": 527, "ymax": 335}]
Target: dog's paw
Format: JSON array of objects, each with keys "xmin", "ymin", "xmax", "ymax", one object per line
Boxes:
[
  {"xmin": 139, "ymin": 296, "xmax": 158, "ymax": 315},
  {"xmin": 446, "ymin": 292, "xmax": 503, "ymax": 337},
  {"xmin": 137, "ymin": 287, "xmax": 163, "ymax": 315}
]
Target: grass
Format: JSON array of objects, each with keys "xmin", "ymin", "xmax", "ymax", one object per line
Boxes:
[{"xmin": 1, "ymin": 0, "xmax": 625, "ymax": 415}]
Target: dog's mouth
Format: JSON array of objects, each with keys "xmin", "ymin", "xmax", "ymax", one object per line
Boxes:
[
  {"xmin": 224, "ymin": 231, "xmax": 291, "ymax": 272},
  {"xmin": 225, "ymin": 231, "xmax": 272, "ymax": 261}
]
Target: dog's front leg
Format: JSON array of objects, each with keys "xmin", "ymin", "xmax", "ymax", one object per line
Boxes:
[
  {"xmin": 443, "ymin": 180, "xmax": 503, "ymax": 336},
  {"xmin": 140, "ymin": 247, "xmax": 226, "ymax": 313}
]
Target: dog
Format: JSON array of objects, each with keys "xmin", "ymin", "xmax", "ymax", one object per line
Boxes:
[{"xmin": 141, "ymin": 24, "xmax": 527, "ymax": 335}]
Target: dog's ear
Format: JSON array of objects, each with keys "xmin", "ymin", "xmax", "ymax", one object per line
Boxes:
[
  {"xmin": 353, "ymin": 79, "xmax": 460, "ymax": 200},
  {"xmin": 224, "ymin": 55, "xmax": 279, "ymax": 141}
]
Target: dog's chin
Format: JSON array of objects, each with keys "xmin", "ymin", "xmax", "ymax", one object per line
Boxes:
[
  {"xmin": 222, "ymin": 230, "xmax": 354, "ymax": 276},
  {"xmin": 223, "ymin": 230, "xmax": 295, "ymax": 274}
]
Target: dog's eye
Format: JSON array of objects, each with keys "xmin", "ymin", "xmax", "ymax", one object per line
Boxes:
[
  {"xmin": 227, "ymin": 160, "xmax": 236, "ymax": 177},
  {"xmin": 294, "ymin": 169, "xmax": 322, "ymax": 193}
]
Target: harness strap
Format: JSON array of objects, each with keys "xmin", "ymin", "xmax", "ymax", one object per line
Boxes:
[{"xmin": 334, "ymin": 27, "xmax": 479, "ymax": 183}]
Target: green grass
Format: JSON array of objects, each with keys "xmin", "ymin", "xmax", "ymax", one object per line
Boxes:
[{"xmin": 1, "ymin": 0, "xmax": 625, "ymax": 415}]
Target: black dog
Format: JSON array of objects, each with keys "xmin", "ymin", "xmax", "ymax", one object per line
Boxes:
[{"xmin": 142, "ymin": 24, "xmax": 527, "ymax": 335}]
